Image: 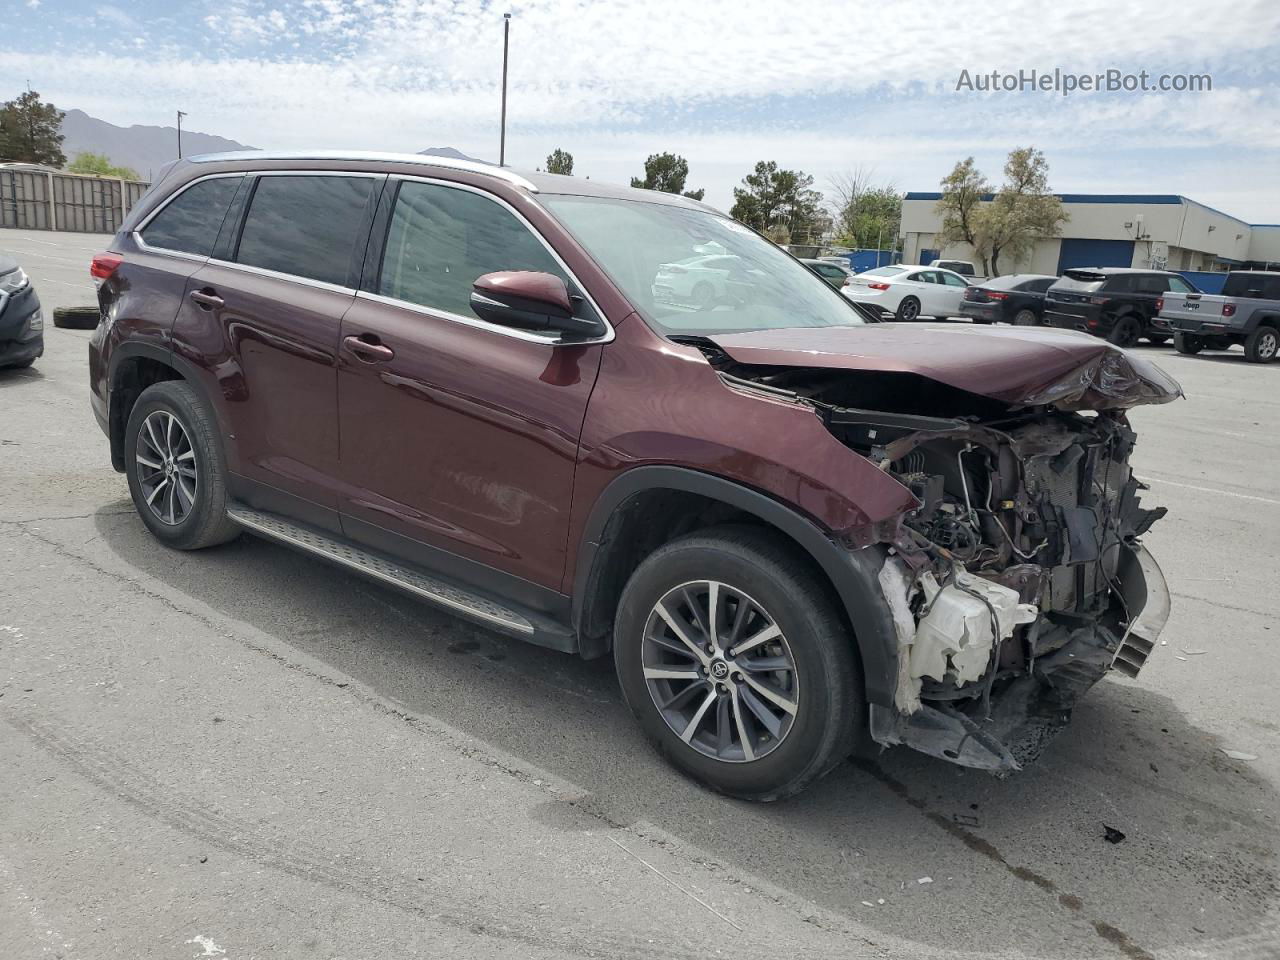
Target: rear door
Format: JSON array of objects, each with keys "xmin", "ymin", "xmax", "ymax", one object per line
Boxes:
[
  {"xmin": 937, "ymin": 270, "xmax": 970, "ymax": 314},
  {"xmin": 335, "ymin": 176, "xmax": 606, "ymax": 593},
  {"xmin": 171, "ymin": 171, "xmax": 382, "ymax": 531}
]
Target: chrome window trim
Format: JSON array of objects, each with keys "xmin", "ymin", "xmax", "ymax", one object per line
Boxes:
[
  {"xmin": 187, "ymin": 150, "xmax": 538, "ymax": 192},
  {"xmin": 363, "ymin": 174, "xmax": 614, "ymax": 347},
  {"xmin": 133, "ymin": 171, "xmax": 245, "ymax": 260},
  {"xmin": 206, "ymin": 257, "xmax": 358, "ymax": 296}
]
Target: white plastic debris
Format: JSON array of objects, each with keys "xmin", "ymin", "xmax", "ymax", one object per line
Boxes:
[
  {"xmin": 879, "ymin": 556, "xmax": 923, "ymax": 714},
  {"xmin": 909, "ymin": 571, "xmax": 1038, "ymax": 684},
  {"xmin": 1221, "ymin": 749, "xmax": 1258, "ymax": 761},
  {"xmin": 917, "ymin": 876, "xmax": 933, "ymax": 884}
]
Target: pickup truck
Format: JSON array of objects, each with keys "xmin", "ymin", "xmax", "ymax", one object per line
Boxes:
[
  {"xmin": 1158, "ymin": 271, "xmax": 1280, "ymax": 363},
  {"xmin": 929, "ymin": 259, "xmax": 988, "ymax": 283}
]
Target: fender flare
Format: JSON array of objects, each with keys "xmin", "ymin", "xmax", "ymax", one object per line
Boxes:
[
  {"xmin": 572, "ymin": 465, "xmax": 899, "ymax": 708},
  {"xmin": 107, "ymin": 342, "xmax": 224, "ymax": 472}
]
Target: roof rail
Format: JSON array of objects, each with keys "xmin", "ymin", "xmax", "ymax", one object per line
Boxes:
[{"xmin": 186, "ymin": 150, "xmax": 538, "ymax": 192}]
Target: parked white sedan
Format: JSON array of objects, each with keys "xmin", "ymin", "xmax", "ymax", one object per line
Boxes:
[{"xmin": 842, "ymin": 265, "xmax": 973, "ymax": 320}]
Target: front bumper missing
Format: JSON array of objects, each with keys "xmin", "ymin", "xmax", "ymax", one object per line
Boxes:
[{"xmin": 869, "ymin": 542, "xmax": 1170, "ymax": 773}]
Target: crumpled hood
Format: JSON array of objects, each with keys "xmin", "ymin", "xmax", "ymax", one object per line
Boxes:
[{"xmin": 709, "ymin": 323, "xmax": 1183, "ymax": 410}]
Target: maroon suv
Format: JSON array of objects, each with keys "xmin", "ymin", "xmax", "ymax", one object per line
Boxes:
[{"xmin": 89, "ymin": 152, "xmax": 1178, "ymax": 799}]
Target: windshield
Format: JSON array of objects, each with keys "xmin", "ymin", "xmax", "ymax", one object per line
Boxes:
[{"xmin": 540, "ymin": 195, "xmax": 865, "ymax": 335}]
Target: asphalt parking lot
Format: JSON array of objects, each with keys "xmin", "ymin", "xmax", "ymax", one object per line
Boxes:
[{"xmin": 2, "ymin": 227, "xmax": 1278, "ymax": 960}]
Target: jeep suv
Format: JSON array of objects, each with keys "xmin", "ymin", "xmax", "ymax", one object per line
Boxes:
[
  {"xmin": 1044, "ymin": 267, "xmax": 1198, "ymax": 346},
  {"xmin": 88, "ymin": 152, "xmax": 1176, "ymax": 799}
]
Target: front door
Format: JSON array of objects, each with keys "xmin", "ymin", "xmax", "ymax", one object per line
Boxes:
[
  {"xmin": 172, "ymin": 172, "xmax": 382, "ymax": 530},
  {"xmin": 336, "ymin": 178, "xmax": 605, "ymax": 594}
]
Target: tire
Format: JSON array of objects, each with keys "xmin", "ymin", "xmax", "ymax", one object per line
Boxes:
[
  {"xmin": 124, "ymin": 380, "xmax": 240, "ymax": 550},
  {"xmin": 1106, "ymin": 314, "xmax": 1141, "ymax": 347},
  {"xmin": 2, "ymin": 357, "xmax": 35, "ymax": 369},
  {"xmin": 895, "ymin": 297, "xmax": 921, "ymax": 322},
  {"xmin": 1146, "ymin": 334, "xmax": 1169, "ymax": 345},
  {"xmin": 52, "ymin": 305, "xmax": 100, "ymax": 330},
  {"xmin": 691, "ymin": 282, "xmax": 715, "ymax": 308},
  {"xmin": 1174, "ymin": 333, "xmax": 1204, "ymax": 355},
  {"xmin": 1244, "ymin": 325, "xmax": 1279, "ymax": 364},
  {"xmin": 613, "ymin": 525, "xmax": 862, "ymax": 801},
  {"xmin": 1012, "ymin": 308, "xmax": 1039, "ymax": 326}
]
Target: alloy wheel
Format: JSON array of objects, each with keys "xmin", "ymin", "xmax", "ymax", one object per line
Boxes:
[
  {"xmin": 641, "ymin": 580, "xmax": 799, "ymax": 763},
  {"xmin": 1260, "ymin": 329, "xmax": 1278, "ymax": 361},
  {"xmin": 900, "ymin": 299, "xmax": 919, "ymax": 321},
  {"xmin": 135, "ymin": 410, "xmax": 198, "ymax": 526}
]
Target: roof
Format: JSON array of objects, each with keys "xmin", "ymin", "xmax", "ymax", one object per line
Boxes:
[
  {"xmin": 188, "ymin": 149, "xmax": 717, "ymax": 213},
  {"xmin": 905, "ymin": 191, "xmax": 1258, "ymax": 227},
  {"xmin": 1062, "ymin": 266, "xmax": 1177, "ymax": 275}
]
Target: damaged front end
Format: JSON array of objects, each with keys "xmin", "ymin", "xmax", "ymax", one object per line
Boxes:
[{"xmin": 699, "ymin": 330, "xmax": 1177, "ymax": 773}]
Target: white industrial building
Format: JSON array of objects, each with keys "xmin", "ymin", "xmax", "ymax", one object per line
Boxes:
[{"xmin": 900, "ymin": 193, "xmax": 1280, "ymax": 280}]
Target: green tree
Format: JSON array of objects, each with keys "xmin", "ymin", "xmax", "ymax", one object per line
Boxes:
[
  {"xmin": 545, "ymin": 148, "xmax": 574, "ymax": 176},
  {"xmin": 933, "ymin": 157, "xmax": 991, "ymax": 271},
  {"xmin": 630, "ymin": 152, "xmax": 704, "ymax": 200},
  {"xmin": 0, "ymin": 90, "xmax": 66, "ymax": 166},
  {"xmin": 829, "ymin": 167, "xmax": 902, "ymax": 249},
  {"xmin": 977, "ymin": 147, "xmax": 1068, "ymax": 275},
  {"xmin": 67, "ymin": 151, "xmax": 141, "ymax": 181},
  {"xmin": 730, "ymin": 161, "xmax": 824, "ymax": 241}
]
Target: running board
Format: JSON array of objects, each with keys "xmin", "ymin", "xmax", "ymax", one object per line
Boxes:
[{"xmin": 227, "ymin": 504, "xmax": 537, "ymax": 637}]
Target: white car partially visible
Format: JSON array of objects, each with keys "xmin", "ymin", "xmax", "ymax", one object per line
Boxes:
[
  {"xmin": 653, "ymin": 254, "xmax": 742, "ymax": 308},
  {"xmin": 842, "ymin": 265, "xmax": 973, "ymax": 321}
]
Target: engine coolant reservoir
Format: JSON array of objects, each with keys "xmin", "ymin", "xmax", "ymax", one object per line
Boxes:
[{"xmin": 909, "ymin": 571, "xmax": 1038, "ymax": 685}]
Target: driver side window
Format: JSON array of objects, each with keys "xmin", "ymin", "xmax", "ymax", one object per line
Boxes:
[{"xmin": 379, "ymin": 180, "xmax": 570, "ymax": 317}]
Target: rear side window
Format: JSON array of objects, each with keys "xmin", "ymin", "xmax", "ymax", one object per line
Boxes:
[
  {"xmin": 1103, "ymin": 275, "xmax": 1136, "ymax": 293},
  {"xmin": 141, "ymin": 177, "xmax": 242, "ymax": 257},
  {"xmin": 236, "ymin": 175, "xmax": 376, "ymax": 286},
  {"xmin": 1019, "ymin": 277, "xmax": 1055, "ymax": 293},
  {"xmin": 378, "ymin": 181, "xmax": 568, "ymax": 317},
  {"xmin": 1222, "ymin": 273, "xmax": 1280, "ymax": 299},
  {"xmin": 1133, "ymin": 275, "xmax": 1168, "ymax": 294}
]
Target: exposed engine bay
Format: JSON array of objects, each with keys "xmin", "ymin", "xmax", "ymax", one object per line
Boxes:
[{"xmin": 688, "ymin": 335, "xmax": 1176, "ymax": 772}]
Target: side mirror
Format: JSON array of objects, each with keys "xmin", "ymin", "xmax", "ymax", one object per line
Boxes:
[{"xmin": 469, "ymin": 271, "xmax": 606, "ymax": 340}]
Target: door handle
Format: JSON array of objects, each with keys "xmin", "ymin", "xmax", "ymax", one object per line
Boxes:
[
  {"xmin": 343, "ymin": 334, "xmax": 395, "ymax": 363},
  {"xmin": 189, "ymin": 288, "xmax": 224, "ymax": 310}
]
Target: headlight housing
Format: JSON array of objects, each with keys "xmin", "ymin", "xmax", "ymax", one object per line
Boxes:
[{"xmin": 0, "ymin": 267, "xmax": 29, "ymax": 294}]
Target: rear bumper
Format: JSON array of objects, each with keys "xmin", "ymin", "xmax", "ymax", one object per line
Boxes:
[
  {"xmin": 870, "ymin": 542, "xmax": 1170, "ymax": 772},
  {"xmin": 1164, "ymin": 316, "xmax": 1245, "ymax": 339},
  {"xmin": 959, "ymin": 302, "xmax": 1002, "ymax": 322},
  {"xmin": 1045, "ymin": 305, "xmax": 1102, "ymax": 333}
]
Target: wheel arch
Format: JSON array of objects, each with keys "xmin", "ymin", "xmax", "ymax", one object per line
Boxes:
[
  {"xmin": 572, "ymin": 466, "xmax": 899, "ymax": 708},
  {"xmin": 107, "ymin": 343, "xmax": 219, "ymax": 473}
]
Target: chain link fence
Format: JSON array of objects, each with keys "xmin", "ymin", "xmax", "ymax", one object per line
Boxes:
[{"xmin": 1, "ymin": 166, "xmax": 150, "ymax": 234}]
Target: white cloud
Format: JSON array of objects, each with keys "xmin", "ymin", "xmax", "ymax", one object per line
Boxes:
[{"xmin": 5, "ymin": 0, "xmax": 1280, "ymax": 217}]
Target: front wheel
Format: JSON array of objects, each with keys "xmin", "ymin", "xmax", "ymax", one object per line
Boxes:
[
  {"xmin": 124, "ymin": 380, "xmax": 240, "ymax": 550},
  {"xmin": 1244, "ymin": 326, "xmax": 1279, "ymax": 363},
  {"xmin": 613, "ymin": 526, "xmax": 862, "ymax": 801},
  {"xmin": 895, "ymin": 296, "xmax": 921, "ymax": 322},
  {"xmin": 1174, "ymin": 333, "xmax": 1204, "ymax": 355}
]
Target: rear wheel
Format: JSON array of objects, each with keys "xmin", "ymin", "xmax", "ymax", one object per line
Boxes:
[
  {"xmin": 1146, "ymin": 334, "xmax": 1169, "ymax": 345},
  {"xmin": 1174, "ymin": 333, "xmax": 1204, "ymax": 355},
  {"xmin": 124, "ymin": 380, "xmax": 240, "ymax": 550},
  {"xmin": 1244, "ymin": 326, "xmax": 1279, "ymax": 364},
  {"xmin": 1107, "ymin": 315, "xmax": 1141, "ymax": 347},
  {"xmin": 1012, "ymin": 308, "xmax": 1039, "ymax": 326},
  {"xmin": 895, "ymin": 297, "xmax": 921, "ymax": 322},
  {"xmin": 691, "ymin": 281, "xmax": 715, "ymax": 308},
  {"xmin": 614, "ymin": 526, "xmax": 862, "ymax": 801}
]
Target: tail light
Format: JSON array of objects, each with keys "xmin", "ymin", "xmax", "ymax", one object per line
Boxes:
[
  {"xmin": 90, "ymin": 253, "xmax": 123, "ymax": 288},
  {"xmin": 1223, "ymin": 303, "xmax": 1236, "ymax": 317},
  {"xmin": 664, "ymin": 265, "xmax": 687, "ymax": 274},
  {"xmin": 1155, "ymin": 296, "xmax": 1164, "ymax": 311},
  {"xmin": 842, "ymin": 277, "xmax": 851, "ymax": 287},
  {"xmin": 987, "ymin": 291, "xmax": 1009, "ymax": 301},
  {"xmin": 867, "ymin": 281, "xmax": 890, "ymax": 291}
]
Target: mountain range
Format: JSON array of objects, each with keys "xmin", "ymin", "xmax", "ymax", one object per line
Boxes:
[{"xmin": 59, "ymin": 109, "xmax": 478, "ymax": 181}]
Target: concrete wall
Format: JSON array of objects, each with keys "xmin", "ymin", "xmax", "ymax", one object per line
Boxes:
[{"xmin": 1247, "ymin": 226, "xmax": 1280, "ymax": 264}]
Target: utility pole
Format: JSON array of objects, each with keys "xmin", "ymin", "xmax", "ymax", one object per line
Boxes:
[
  {"xmin": 177, "ymin": 110, "xmax": 187, "ymax": 159},
  {"xmin": 499, "ymin": 13, "xmax": 511, "ymax": 167}
]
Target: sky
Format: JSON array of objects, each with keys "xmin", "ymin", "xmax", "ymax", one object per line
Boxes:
[{"xmin": 5, "ymin": 0, "xmax": 1280, "ymax": 221}]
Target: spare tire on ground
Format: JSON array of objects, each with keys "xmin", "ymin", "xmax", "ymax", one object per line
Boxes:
[{"xmin": 52, "ymin": 306, "xmax": 100, "ymax": 330}]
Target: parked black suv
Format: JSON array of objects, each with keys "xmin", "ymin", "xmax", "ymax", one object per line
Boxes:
[
  {"xmin": 0, "ymin": 254, "xmax": 43, "ymax": 369},
  {"xmin": 1044, "ymin": 268, "xmax": 1197, "ymax": 346}
]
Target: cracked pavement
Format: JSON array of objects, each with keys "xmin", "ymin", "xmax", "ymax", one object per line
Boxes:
[{"xmin": 1, "ymin": 229, "xmax": 1278, "ymax": 959}]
